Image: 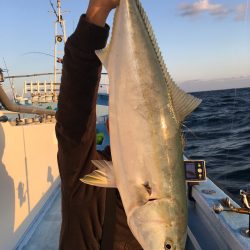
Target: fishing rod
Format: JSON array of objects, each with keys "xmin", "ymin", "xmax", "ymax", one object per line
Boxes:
[
  {"xmin": 4, "ymin": 72, "xmax": 106, "ymax": 79},
  {"xmin": 2, "ymin": 58, "xmax": 17, "ymax": 102},
  {"xmin": 223, "ymin": 0, "xmax": 249, "ymax": 194},
  {"xmin": 5, "ymin": 72, "xmax": 62, "ymax": 79},
  {"xmin": 22, "ymin": 52, "xmax": 54, "ymax": 58},
  {"xmin": 22, "ymin": 51, "xmax": 63, "ymax": 63}
]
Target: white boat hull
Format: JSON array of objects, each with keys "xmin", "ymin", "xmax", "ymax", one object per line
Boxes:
[{"xmin": 0, "ymin": 111, "xmax": 59, "ymax": 250}]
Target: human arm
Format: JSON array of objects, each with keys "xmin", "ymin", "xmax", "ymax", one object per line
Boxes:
[
  {"xmin": 56, "ymin": 0, "xmax": 119, "ymax": 143},
  {"xmin": 55, "ymin": 1, "xmax": 118, "ymax": 186},
  {"xmin": 86, "ymin": 0, "xmax": 119, "ymax": 27}
]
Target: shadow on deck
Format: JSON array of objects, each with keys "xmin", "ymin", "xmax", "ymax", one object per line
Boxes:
[{"xmin": 22, "ymin": 191, "xmax": 61, "ymax": 250}]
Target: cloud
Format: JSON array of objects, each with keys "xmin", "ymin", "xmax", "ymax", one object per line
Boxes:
[
  {"xmin": 235, "ymin": 3, "xmax": 248, "ymax": 21},
  {"xmin": 178, "ymin": 0, "xmax": 230, "ymax": 18}
]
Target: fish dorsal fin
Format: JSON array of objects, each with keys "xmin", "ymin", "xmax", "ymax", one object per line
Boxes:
[
  {"xmin": 80, "ymin": 160, "xmax": 116, "ymax": 188},
  {"xmin": 168, "ymin": 82, "xmax": 202, "ymax": 122},
  {"xmin": 134, "ymin": 0, "xmax": 202, "ymax": 121},
  {"xmin": 134, "ymin": 0, "xmax": 172, "ymax": 86},
  {"xmin": 96, "ymin": 46, "xmax": 110, "ymax": 69}
]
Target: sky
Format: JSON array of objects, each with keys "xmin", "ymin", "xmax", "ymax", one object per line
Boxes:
[{"xmin": 0, "ymin": 0, "xmax": 250, "ymax": 93}]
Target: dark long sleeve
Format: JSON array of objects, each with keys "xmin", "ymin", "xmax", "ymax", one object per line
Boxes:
[
  {"xmin": 55, "ymin": 15, "xmax": 110, "ymax": 250},
  {"xmin": 56, "ymin": 15, "xmax": 109, "ymax": 143},
  {"xmin": 56, "ymin": 15, "xmax": 109, "ymax": 185}
]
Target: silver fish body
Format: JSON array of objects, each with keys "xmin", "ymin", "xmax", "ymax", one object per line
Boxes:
[{"xmin": 82, "ymin": 1, "xmax": 201, "ymax": 249}]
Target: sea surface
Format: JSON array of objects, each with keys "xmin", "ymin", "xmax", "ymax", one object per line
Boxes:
[{"xmin": 184, "ymin": 87, "xmax": 250, "ymax": 202}]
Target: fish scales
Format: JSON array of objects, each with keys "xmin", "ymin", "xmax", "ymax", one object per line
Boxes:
[{"xmin": 81, "ymin": 1, "xmax": 201, "ymax": 249}]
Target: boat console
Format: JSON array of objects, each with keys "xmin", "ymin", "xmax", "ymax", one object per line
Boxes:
[{"xmin": 184, "ymin": 160, "xmax": 206, "ymax": 182}]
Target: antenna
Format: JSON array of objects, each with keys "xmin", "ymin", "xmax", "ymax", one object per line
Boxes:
[{"xmin": 49, "ymin": 0, "xmax": 67, "ymax": 100}]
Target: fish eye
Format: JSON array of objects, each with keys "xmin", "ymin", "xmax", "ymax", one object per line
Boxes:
[{"xmin": 165, "ymin": 243, "xmax": 172, "ymax": 249}]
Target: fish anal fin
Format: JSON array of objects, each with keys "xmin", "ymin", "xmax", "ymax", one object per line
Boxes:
[{"xmin": 80, "ymin": 160, "xmax": 116, "ymax": 188}]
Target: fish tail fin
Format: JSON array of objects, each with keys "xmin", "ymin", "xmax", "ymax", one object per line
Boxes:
[
  {"xmin": 96, "ymin": 46, "xmax": 110, "ymax": 70},
  {"xmin": 169, "ymin": 81, "xmax": 202, "ymax": 123}
]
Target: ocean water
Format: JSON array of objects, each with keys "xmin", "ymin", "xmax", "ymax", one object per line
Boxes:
[{"xmin": 184, "ymin": 87, "xmax": 250, "ymax": 202}]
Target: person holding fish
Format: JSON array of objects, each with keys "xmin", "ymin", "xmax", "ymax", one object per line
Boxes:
[
  {"xmin": 56, "ymin": 0, "xmax": 143, "ymax": 249},
  {"xmin": 57, "ymin": 0, "xmax": 201, "ymax": 249}
]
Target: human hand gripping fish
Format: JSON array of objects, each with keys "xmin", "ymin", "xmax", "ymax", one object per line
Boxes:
[
  {"xmin": 86, "ymin": 0, "xmax": 120, "ymax": 27},
  {"xmin": 82, "ymin": 0, "xmax": 201, "ymax": 249}
]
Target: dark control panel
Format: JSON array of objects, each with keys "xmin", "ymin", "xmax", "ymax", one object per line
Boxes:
[{"xmin": 184, "ymin": 160, "xmax": 206, "ymax": 182}]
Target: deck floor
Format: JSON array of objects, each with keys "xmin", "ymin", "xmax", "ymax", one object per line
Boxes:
[
  {"xmin": 22, "ymin": 190, "xmax": 196, "ymax": 250},
  {"xmin": 23, "ymin": 192, "xmax": 61, "ymax": 250}
]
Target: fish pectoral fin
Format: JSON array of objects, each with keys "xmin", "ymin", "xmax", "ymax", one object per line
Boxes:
[
  {"xmin": 80, "ymin": 160, "xmax": 116, "ymax": 188},
  {"xmin": 91, "ymin": 160, "xmax": 114, "ymax": 172},
  {"xmin": 96, "ymin": 46, "xmax": 110, "ymax": 70},
  {"xmin": 80, "ymin": 171, "xmax": 116, "ymax": 188},
  {"xmin": 168, "ymin": 81, "xmax": 202, "ymax": 122}
]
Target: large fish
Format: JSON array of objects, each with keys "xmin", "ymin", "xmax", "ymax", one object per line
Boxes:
[{"xmin": 81, "ymin": 0, "xmax": 201, "ymax": 249}]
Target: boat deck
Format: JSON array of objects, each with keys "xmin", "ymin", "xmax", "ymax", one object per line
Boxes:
[
  {"xmin": 18, "ymin": 179, "xmax": 250, "ymax": 250},
  {"xmin": 22, "ymin": 191, "xmax": 61, "ymax": 250},
  {"xmin": 20, "ymin": 187, "xmax": 198, "ymax": 250}
]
